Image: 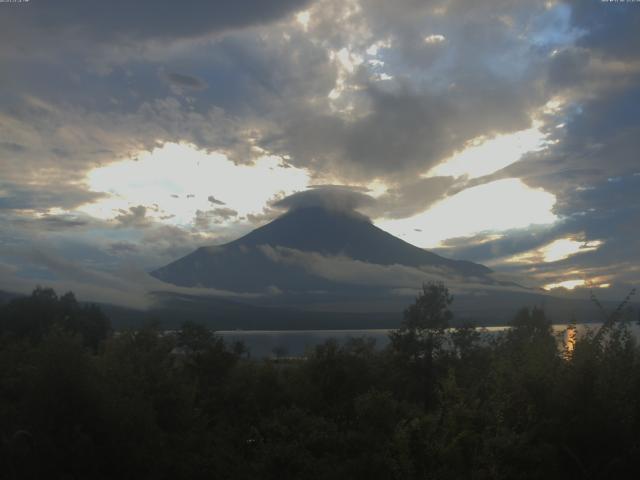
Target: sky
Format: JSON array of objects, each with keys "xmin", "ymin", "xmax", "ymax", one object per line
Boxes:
[{"xmin": 0, "ymin": 0, "xmax": 639, "ymax": 305}]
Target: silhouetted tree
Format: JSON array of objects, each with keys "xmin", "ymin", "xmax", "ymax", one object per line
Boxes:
[
  {"xmin": 389, "ymin": 282, "xmax": 453, "ymax": 409},
  {"xmin": 3, "ymin": 284, "xmax": 640, "ymax": 479},
  {"xmin": 0, "ymin": 287, "xmax": 110, "ymax": 349}
]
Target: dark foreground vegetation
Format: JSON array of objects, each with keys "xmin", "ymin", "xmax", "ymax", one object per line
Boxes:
[{"xmin": 1, "ymin": 285, "xmax": 639, "ymax": 479}]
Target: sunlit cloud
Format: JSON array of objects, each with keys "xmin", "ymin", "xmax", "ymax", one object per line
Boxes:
[
  {"xmin": 296, "ymin": 10, "xmax": 311, "ymax": 30},
  {"xmin": 538, "ymin": 238, "xmax": 603, "ymax": 262},
  {"xmin": 81, "ymin": 142, "xmax": 311, "ymax": 227},
  {"xmin": 500, "ymin": 237, "xmax": 604, "ymax": 265},
  {"xmin": 377, "ymin": 178, "xmax": 557, "ymax": 248},
  {"xmin": 538, "ymin": 269, "xmax": 612, "ymax": 292},
  {"xmin": 427, "ymin": 123, "xmax": 548, "ymax": 179},
  {"xmin": 366, "ymin": 39, "xmax": 392, "ymax": 56},
  {"xmin": 424, "ymin": 34, "xmax": 446, "ymax": 44},
  {"xmin": 1, "ymin": 0, "xmax": 638, "ymax": 301},
  {"xmin": 328, "ymin": 47, "xmax": 364, "ymax": 102},
  {"xmin": 543, "ymin": 279, "xmax": 585, "ymax": 290}
]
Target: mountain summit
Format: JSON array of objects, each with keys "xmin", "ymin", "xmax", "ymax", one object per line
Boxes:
[{"xmin": 151, "ymin": 206, "xmax": 491, "ymax": 293}]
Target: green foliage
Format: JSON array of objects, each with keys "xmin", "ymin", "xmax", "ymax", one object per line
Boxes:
[
  {"xmin": 2, "ymin": 285, "xmax": 640, "ymax": 478},
  {"xmin": 0, "ymin": 287, "xmax": 110, "ymax": 349},
  {"xmin": 390, "ymin": 282, "xmax": 453, "ymax": 361},
  {"xmin": 389, "ymin": 282, "xmax": 453, "ymax": 408}
]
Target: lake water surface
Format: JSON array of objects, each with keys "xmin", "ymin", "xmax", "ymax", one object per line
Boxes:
[{"xmin": 217, "ymin": 323, "xmax": 639, "ymax": 358}]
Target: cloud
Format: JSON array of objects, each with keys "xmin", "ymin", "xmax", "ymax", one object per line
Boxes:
[
  {"xmin": 1, "ymin": 0, "xmax": 639, "ymax": 293},
  {"xmin": 270, "ymin": 179, "xmax": 457, "ymax": 222},
  {"xmin": 258, "ymin": 244, "xmax": 526, "ymax": 295},
  {"xmin": 369, "ymin": 177, "xmax": 456, "ymax": 219},
  {"xmin": 107, "ymin": 241, "xmax": 140, "ymax": 256},
  {"xmin": 567, "ymin": 0, "xmax": 640, "ymax": 61},
  {"xmin": 163, "ymin": 72, "xmax": 208, "ymax": 93},
  {"xmin": 0, "ymin": 142, "xmax": 27, "ymax": 153},
  {"xmin": 0, "ymin": 0, "xmax": 546, "ymax": 222},
  {"xmin": 431, "ymin": 188, "xmax": 640, "ymax": 298},
  {"xmin": 0, "ymin": 245, "xmax": 274, "ymax": 309},
  {"xmin": 11, "ymin": 214, "xmax": 90, "ymax": 231},
  {"xmin": 0, "ymin": 0, "xmax": 549, "ymax": 192},
  {"xmin": 273, "ymin": 185, "xmax": 374, "ymax": 215},
  {"xmin": 114, "ymin": 205, "xmax": 150, "ymax": 228},
  {"xmin": 208, "ymin": 195, "xmax": 226, "ymax": 205},
  {"xmin": 377, "ymin": 178, "xmax": 557, "ymax": 249},
  {"xmin": 139, "ymin": 223, "xmax": 226, "ymax": 263},
  {"xmin": 0, "ymin": 0, "xmax": 312, "ymax": 56},
  {"xmin": 194, "ymin": 207, "xmax": 239, "ymax": 229},
  {"xmin": 259, "ymin": 244, "xmax": 451, "ymax": 288},
  {"xmin": 265, "ymin": 80, "xmax": 535, "ymax": 183},
  {"xmin": 0, "ymin": 182, "xmax": 104, "ymax": 212}
]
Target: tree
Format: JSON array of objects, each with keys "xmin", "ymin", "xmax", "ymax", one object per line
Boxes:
[
  {"xmin": 272, "ymin": 345, "xmax": 288, "ymax": 359},
  {"xmin": 389, "ymin": 282, "xmax": 453, "ymax": 409},
  {"xmin": 0, "ymin": 287, "xmax": 110, "ymax": 349},
  {"xmin": 390, "ymin": 282, "xmax": 453, "ymax": 361}
]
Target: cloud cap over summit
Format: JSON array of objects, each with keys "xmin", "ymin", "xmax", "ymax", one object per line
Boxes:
[{"xmin": 273, "ymin": 185, "xmax": 375, "ymax": 216}]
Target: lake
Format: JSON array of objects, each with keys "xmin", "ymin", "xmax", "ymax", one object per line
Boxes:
[{"xmin": 217, "ymin": 323, "xmax": 639, "ymax": 358}]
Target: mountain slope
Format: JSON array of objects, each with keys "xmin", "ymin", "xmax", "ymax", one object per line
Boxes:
[
  {"xmin": 228, "ymin": 207, "xmax": 489, "ymax": 275},
  {"xmin": 151, "ymin": 206, "xmax": 491, "ymax": 292}
]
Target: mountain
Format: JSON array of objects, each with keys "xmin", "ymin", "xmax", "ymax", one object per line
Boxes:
[
  {"xmin": 151, "ymin": 206, "xmax": 491, "ymax": 293},
  {"xmin": 0, "ymin": 290, "xmax": 22, "ymax": 305}
]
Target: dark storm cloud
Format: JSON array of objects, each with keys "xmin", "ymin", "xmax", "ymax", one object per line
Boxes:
[
  {"xmin": 162, "ymin": 71, "xmax": 209, "ymax": 95},
  {"xmin": 0, "ymin": 0, "xmax": 312, "ymax": 49},
  {"xmin": 11, "ymin": 214, "xmax": 90, "ymax": 231},
  {"xmin": 371, "ymin": 177, "xmax": 456, "ymax": 219},
  {"xmin": 0, "ymin": 183, "xmax": 104, "ymax": 211},
  {"xmin": 1, "ymin": 0, "xmax": 639, "ymax": 292},
  {"xmin": 0, "ymin": 142, "xmax": 27, "ymax": 153},
  {"xmin": 266, "ymin": 77, "xmax": 535, "ymax": 182},
  {"xmin": 546, "ymin": 47, "xmax": 591, "ymax": 89},
  {"xmin": 566, "ymin": 0, "xmax": 640, "ymax": 60},
  {"xmin": 244, "ymin": 0, "xmax": 564, "ymax": 183},
  {"xmin": 1, "ymin": 0, "xmax": 544, "ymax": 197},
  {"xmin": 509, "ymin": 37, "xmax": 640, "ymax": 216},
  {"xmin": 164, "ymin": 72, "xmax": 208, "ymax": 91},
  {"xmin": 542, "ymin": 2, "xmax": 640, "ymax": 159}
]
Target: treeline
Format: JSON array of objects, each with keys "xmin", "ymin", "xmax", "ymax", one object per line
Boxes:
[{"xmin": 1, "ymin": 284, "xmax": 640, "ymax": 479}]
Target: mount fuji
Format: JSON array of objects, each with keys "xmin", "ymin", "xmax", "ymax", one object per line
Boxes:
[{"xmin": 151, "ymin": 205, "xmax": 493, "ymax": 294}]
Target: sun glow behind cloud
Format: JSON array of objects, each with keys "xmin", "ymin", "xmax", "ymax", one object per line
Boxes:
[
  {"xmin": 501, "ymin": 237, "xmax": 604, "ymax": 265},
  {"xmin": 296, "ymin": 10, "xmax": 311, "ymax": 30},
  {"xmin": 543, "ymin": 279, "xmax": 585, "ymax": 291},
  {"xmin": 427, "ymin": 123, "xmax": 548, "ymax": 179},
  {"xmin": 81, "ymin": 142, "xmax": 311, "ymax": 227},
  {"xmin": 377, "ymin": 178, "xmax": 557, "ymax": 248}
]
